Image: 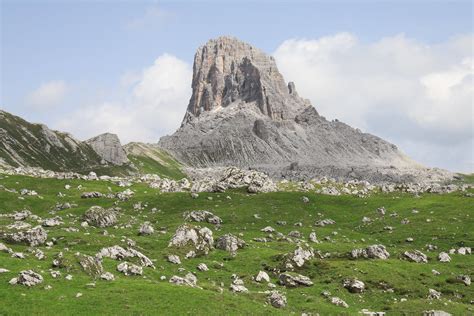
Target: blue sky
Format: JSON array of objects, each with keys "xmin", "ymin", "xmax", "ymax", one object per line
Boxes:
[{"xmin": 1, "ymin": 0, "xmax": 473, "ymax": 172}]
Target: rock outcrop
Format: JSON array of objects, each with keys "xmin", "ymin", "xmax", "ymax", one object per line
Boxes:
[
  {"xmin": 86, "ymin": 133, "xmax": 129, "ymax": 166},
  {"xmin": 159, "ymin": 36, "xmax": 452, "ymax": 183}
]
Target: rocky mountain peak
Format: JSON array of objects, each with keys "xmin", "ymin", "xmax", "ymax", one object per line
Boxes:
[
  {"xmin": 182, "ymin": 36, "xmax": 312, "ymax": 125},
  {"xmin": 85, "ymin": 133, "xmax": 129, "ymax": 166}
]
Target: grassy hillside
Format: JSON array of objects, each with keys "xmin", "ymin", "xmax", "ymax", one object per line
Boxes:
[
  {"xmin": 0, "ymin": 174, "xmax": 472, "ymax": 315},
  {"xmin": 125, "ymin": 142, "xmax": 186, "ymax": 180}
]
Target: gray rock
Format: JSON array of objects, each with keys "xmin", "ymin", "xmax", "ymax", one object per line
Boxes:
[
  {"xmin": 423, "ymin": 311, "xmax": 452, "ymax": 316},
  {"xmin": 5, "ymin": 226, "xmax": 47, "ymax": 246},
  {"xmin": 197, "ymin": 263, "xmax": 208, "ymax": 271},
  {"xmin": 81, "ymin": 192, "xmax": 103, "ymax": 199},
  {"xmin": 138, "ymin": 222, "xmax": 154, "ymax": 235},
  {"xmin": 215, "ymin": 234, "xmax": 245, "ymax": 255},
  {"xmin": 100, "ymin": 272, "xmax": 115, "ymax": 281},
  {"xmin": 427, "ymin": 288, "xmax": 441, "ymax": 300},
  {"xmin": 169, "ymin": 273, "xmax": 198, "ymax": 287},
  {"xmin": 255, "ymin": 271, "xmax": 270, "ymax": 283},
  {"xmin": 438, "ymin": 252, "xmax": 451, "ymax": 262},
  {"xmin": 456, "ymin": 274, "xmax": 471, "ymax": 286},
  {"xmin": 183, "ymin": 210, "xmax": 222, "ymax": 225},
  {"xmin": 403, "ymin": 250, "xmax": 428, "ymax": 263},
  {"xmin": 330, "ymin": 296, "xmax": 349, "ymax": 308},
  {"xmin": 9, "ymin": 270, "xmax": 43, "ymax": 286},
  {"xmin": 83, "ymin": 206, "xmax": 118, "ymax": 228},
  {"xmin": 85, "ymin": 133, "xmax": 129, "ymax": 165},
  {"xmin": 168, "ymin": 224, "xmax": 214, "ymax": 255},
  {"xmin": 343, "ymin": 278, "xmax": 365, "ymax": 293},
  {"xmin": 278, "ymin": 272, "xmax": 313, "ymax": 287},
  {"xmin": 167, "ymin": 255, "xmax": 181, "ymax": 265},
  {"xmin": 350, "ymin": 244, "xmax": 390, "ymax": 260},
  {"xmin": 158, "ymin": 36, "xmax": 452, "ymax": 184},
  {"xmin": 117, "ymin": 262, "xmax": 142, "ymax": 276},
  {"xmin": 315, "ymin": 219, "xmax": 336, "ymax": 227},
  {"xmin": 267, "ymin": 291, "xmax": 287, "ymax": 308},
  {"xmin": 96, "ymin": 245, "xmax": 154, "ymax": 268}
]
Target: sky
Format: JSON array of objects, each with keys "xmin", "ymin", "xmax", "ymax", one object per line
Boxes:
[{"xmin": 1, "ymin": 0, "xmax": 473, "ymax": 172}]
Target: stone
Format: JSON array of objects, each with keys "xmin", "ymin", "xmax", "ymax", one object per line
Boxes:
[
  {"xmin": 5, "ymin": 226, "xmax": 47, "ymax": 246},
  {"xmin": 169, "ymin": 273, "xmax": 198, "ymax": 287},
  {"xmin": 302, "ymin": 196, "xmax": 309, "ymax": 203},
  {"xmin": 456, "ymin": 274, "xmax": 471, "ymax": 286},
  {"xmin": 215, "ymin": 234, "xmax": 245, "ymax": 255},
  {"xmin": 83, "ymin": 206, "xmax": 118, "ymax": 228},
  {"xmin": 96, "ymin": 245, "xmax": 154, "ymax": 267},
  {"xmin": 427, "ymin": 288, "xmax": 441, "ymax": 300},
  {"xmin": 422, "ymin": 311, "xmax": 452, "ymax": 316},
  {"xmin": 288, "ymin": 245, "xmax": 314, "ymax": 267},
  {"xmin": 343, "ymin": 279, "xmax": 365, "ymax": 293},
  {"xmin": 197, "ymin": 263, "xmax": 208, "ymax": 271},
  {"xmin": 330, "ymin": 297, "xmax": 349, "ymax": 308},
  {"xmin": 183, "ymin": 210, "xmax": 222, "ymax": 225},
  {"xmin": 81, "ymin": 192, "xmax": 103, "ymax": 199},
  {"xmin": 100, "ymin": 272, "xmax": 115, "ymax": 281},
  {"xmin": 438, "ymin": 252, "xmax": 451, "ymax": 262},
  {"xmin": 9, "ymin": 270, "xmax": 43, "ymax": 286},
  {"xmin": 168, "ymin": 255, "xmax": 181, "ymax": 264},
  {"xmin": 139, "ymin": 222, "xmax": 154, "ymax": 235},
  {"xmin": 255, "ymin": 271, "xmax": 270, "ymax": 283},
  {"xmin": 78, "ymin": 254, "xmax": 104, "ymax": 277},
  {"xmin": 403, "ymin": 250, "xmax": 428, "ymax": 263},
  {"xmin": 350, "ymin": 244, "xmax": 390, "ymax": 260},
  {"xmin": 261, "ymin": 226, "xmax": 275, "ymax": 233},
  {"xmin": 267, "ymin": 291, "xmax": 287, "ymax": 308},
  {"xmin": 278, "ymin": 272, "xmax": 313, "ymax": 287},
  {"xmin": 42, "ymin": 217, "xmax": 63, "ymax": 227},
  {"xmin": 309, "ymin": 232, "xmax": 319, "ymax": 243},
  {"xmin": 315, "ymin": 219, "xmax": 336, "ymax": 227},
  {"xmin": 168, "ymin": 224, "xmax": 214, "ymax": 255},
  {"xmin": 117, "ymin": 262, "xmax": 143, "ymax": 276},
  {"xmin": 85, "ymin": 133, "xmax": 129, "ymax": 165}
]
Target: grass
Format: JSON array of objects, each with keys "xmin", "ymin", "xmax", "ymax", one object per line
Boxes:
[{"xmin": 0, "ymin": 173, "xmax": 472, "ymax": 315}]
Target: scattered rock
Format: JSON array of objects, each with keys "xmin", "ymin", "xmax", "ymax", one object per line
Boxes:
[
  {"xmin": 343, "ymin": 278, "xmax": 365, "ymax": 293},
  {"xmin": 138, "ymin": 222, "xmax": 154, "ymax": 235},
  {"xmin": 184, "ymin": 210, "xmax": 222, "ymax": 225},
  {"xmin": 117, "ymin": 262, "xmax": 143, "ymax": 276},
  {"xmin": 168, "ymin": 255, "xmax": 181, "ymax": 264},
  {"xmin": 169, "ymin": 273, "xmax": 198, "ymax": 287},
  {"xmin": 438, "ymin": 252, "xmax": 451, "ymax": 262},
  {"xmin": 83, "ymin": 206, "xmax": 118, "ymax": 228},
  {"xmin": 9, "ymin": 270, "xmax": 43, "ymax": 286},
  {"xmin": 403, "ymin": 250, "xmax": 428, "ymax": 263},
  {"xmin": 278, "ymin": 272, "xmax": 313, "ymax": 287},
  {"xmin": 255, "ymin": 271, "xmax": 270, "ymax": 283},
  {"xmin": 350, "ymin": 244, "xmax": 390, "ymax": 260},
  {"xmin": 215, "ymin": 234, "xmax": 245, "ymax": 255},
  {"xmin": 267, "ymin": 291, "xmax": 287, "ymax": 308},
  {"xmin": 168, "ymin": 224, "xmax": 214, "ymax": 255}
]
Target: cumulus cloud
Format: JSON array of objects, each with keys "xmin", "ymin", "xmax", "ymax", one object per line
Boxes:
[
  {"xmin": 55, "ymin": 54, "xmax": 192, "ymax": 143},
  {"xmin": 273, "ymin": 33, "xmax": 473, "ymax": 172},
  {"xmin": 27, "ymin": 80, "xmax": 67, "ymax": 108}
]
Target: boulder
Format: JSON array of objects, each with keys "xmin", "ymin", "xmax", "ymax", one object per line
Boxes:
[{"xmin": 83, "ymin": 206, "xmax": 118, "ymax": 228}]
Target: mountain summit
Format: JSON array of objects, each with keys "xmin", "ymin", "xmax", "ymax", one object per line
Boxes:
[{"xmin": 158, "ymin": 36, "xmax": 449, "ymax": 182}]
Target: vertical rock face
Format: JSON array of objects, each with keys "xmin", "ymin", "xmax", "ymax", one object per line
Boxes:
[
  {"xmin": 85, "ymin": 133, "xmax": 129, "ymax": 166},
  {"xmin": 161, "ymin": 36, "xmax": 450, "ymax": 182},
  {"xmin": 183, "ymin": 36, "xmax": 311, "ymax": 125}
]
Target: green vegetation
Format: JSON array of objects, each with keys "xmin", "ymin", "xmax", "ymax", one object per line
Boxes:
[
  {"xmin": 0, "ymin": 174, "xmax": 472, "ymax": 315},
  {"xmin": 126, "ymin": 144, "xmax": 186, "ymax": 180}
]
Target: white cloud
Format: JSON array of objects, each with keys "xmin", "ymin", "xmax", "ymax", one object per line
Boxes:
[
  {"xmin": 55, "ymin": 54, "xmax": 192, "ymax": 143},
  {"xmin": 125, "ymin": 6, "xmax": 172, "ymax": 30},
  {"xmin": 27, "ymin": 80, "xmax": 67, "ymax": 108},
  {"xmin": 274, "ymin": 33, "xmax": 473, "ymax": 172}
]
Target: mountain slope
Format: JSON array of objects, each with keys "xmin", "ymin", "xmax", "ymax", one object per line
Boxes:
[
  {"xmin": 124, "ymin": 142, "xmax": 186, "ymax": 180},
  {"xmin": 0, "ymin": 110, "xmax": 132, "ymax": 175},
  {"xmin": 159, "ymin": 36, "xmax": 448, "ymax": 182}
]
